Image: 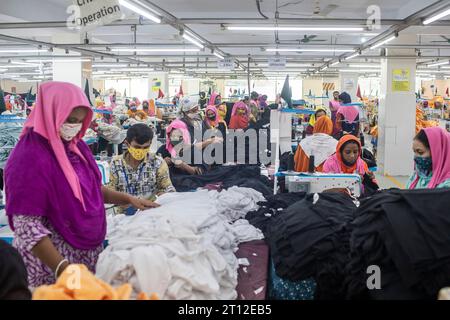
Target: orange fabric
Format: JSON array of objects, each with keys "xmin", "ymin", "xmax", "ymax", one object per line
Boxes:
[
  {"xmin": 32, "ymin": 264, "xmax": 158, "ymax": 300},
  {"xmin": 336, "ymin": 135, "xmax": 365, "ymax": 174},
  {"xmin": 313, "ymin": 116, "xmax": 333, "ymax": 135},
  {"xmin": 293, "ymin": 146, "xmax": 325, "ymax": 173}
]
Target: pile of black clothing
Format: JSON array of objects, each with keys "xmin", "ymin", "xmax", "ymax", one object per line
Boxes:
[
  {"xmin": 346, "ymin": 188, "xmax": 450, "ymax": 300},
  {"xmin": 246, "ymin": 192, "xmax": 307, "ymax": 235},
  {"xmin": 265, "ymin": 192, "xmax": 357, "ymax": 299},
  {"xmin": 170, "ymin": 164, "xmax": 273, "ymax": 196}
]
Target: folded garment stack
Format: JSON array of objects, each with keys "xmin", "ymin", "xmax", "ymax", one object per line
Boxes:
[
  {"xmin": 265, "ymin": 193, "xmax": 357, "ymax": 300},
  {"xmin": 346, "ymin": 188, "xmax": 450, "ymax": 300},
  {"xmin": 97, "ymin": 188, "xmax": 266, "ymax": 300}
]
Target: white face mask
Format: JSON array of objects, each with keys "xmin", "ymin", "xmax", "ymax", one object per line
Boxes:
[{"xmin": 60, "ymin": 123, "xmax": 83, "ymax": 141}]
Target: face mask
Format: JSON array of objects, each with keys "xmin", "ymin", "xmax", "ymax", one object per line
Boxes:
[
  {"xmin": 237, "ymin": 109, "xmax": 246, "ymax": 116},
  {"xmin": 214, "ymin": 99, "xmax": 221, "ymax": 105},
  {"xmin": 207, "ymin": 114, "xmax": 216, "ymax": 120},
  {"xmin": 60, "ymin": 123, "xmax": 83, "ymax": 141},
  {"xmin": 128, "ymin": 147, "xmax": 149, "ymax": 161},
  {"xmin": 414, "ymin": 156, "xmax": 432, "ymax": 176},
  {"xmin": 171, "ymin": 138, "xmax": 183, "ymax": 146}
]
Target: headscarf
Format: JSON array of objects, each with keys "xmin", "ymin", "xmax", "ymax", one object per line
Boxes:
[
  {"xmin": 337, "ymin": 105, "xmax": 359, "ymax": 123},
  {"xmin": 308, "ymin": 108, "xmax": 327, "ymax": 127},
  {"xmin": 323, "ymin": 135, "xmax": 368, "ymax": 175},
  {"xmin": 258, "ymin": 95, "xmax": 268, "ymax": 108},
  {"xmin": 166, "ymin": 120, "xmax": 191, "ymax": 157},
  {"xmin": 313, "ymin": 116, "xmax": 333, "ymax": 135},
  {"xmin": 209, "ymin": 93, "xmax": 221, "ymax": 106},
  {"xmin": 204, "ymin": 105, "xmax": 220, "ymax": 128},
  {"xmin": 229, "ymin": 101, "xmax": 249, "ymax": 129},
  {"xmin": 102, "ymin": 107, "xmax": 113, "ymax": 124},
  {"xmin": 20, "ymin": 81, "xmax": 93, "ymax": 210},
  {"xmin": 217, "ymin": 103, "xmax": 227, "ymax": 120},
  {"xmin": 410, "ymin": 127, "xmax": 450, "ymax": 189},
  {"xmin": 338, "ymin": 92, "xmax": 352, "ymax": 104}
]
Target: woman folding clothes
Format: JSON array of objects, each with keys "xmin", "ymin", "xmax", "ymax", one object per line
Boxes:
[
  {"xmin": 294, "ymin": 116, "xmax": 337, "ymax": 173},
  {"xmin": 4, "ymin": 82, "xmax": 159, "ymax": 288},
  {"xmin": 406, "ymin": 127, "xmax": 450, "ymax": 189}
]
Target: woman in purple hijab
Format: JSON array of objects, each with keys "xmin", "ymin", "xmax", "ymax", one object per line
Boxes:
[{"xmin": 4, "ymin": 82, "xmax": 159, "ymax": 287}]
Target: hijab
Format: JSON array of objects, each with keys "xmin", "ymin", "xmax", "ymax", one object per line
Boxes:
[
  {"xmin": 324, "ymin": 134, "xmax": 368, "ymax": 175},
  {"xmin": 204, "ymin": 105, "xmax": 220, "ymax": 128},
  {"xmin": 20, "ymin": 81, "xmax": 93, "ymax": 209},
  {"xmin": 166, "ymin": 120, "xmax": 191, "ymax": 157},
  {"xmin": 313, "ymin": 116, "xmax": 333, "ymax": 135},
  {"xmin": 229, "ymin": 101, "xmax": 249, "ymax": 129},
  {"xmin": 410, "ymin": 127, "xmax": 450, "ymax": 189}
]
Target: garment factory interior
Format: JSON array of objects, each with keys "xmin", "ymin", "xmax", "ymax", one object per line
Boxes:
[{"xmin": 0, "ymin": 0, "xmax": 450, "ymax": 302}]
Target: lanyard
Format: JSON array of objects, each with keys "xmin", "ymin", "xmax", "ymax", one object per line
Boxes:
[{"xmin": 122, "ymin": 164, "xmax": 145, "ymax": 196}]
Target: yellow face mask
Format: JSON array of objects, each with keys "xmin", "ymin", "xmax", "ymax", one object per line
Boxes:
[{"xmin": 128, "ymin": 147, "xmax": 150, "ymax": 161}]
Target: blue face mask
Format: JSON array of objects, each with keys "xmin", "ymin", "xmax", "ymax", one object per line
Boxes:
[{"xmin": 414, "ymin": 156, "xmax": 432, "ymax": 176}]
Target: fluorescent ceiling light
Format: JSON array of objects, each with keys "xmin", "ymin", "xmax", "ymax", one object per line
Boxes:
[
  {"xmin": 92, "ymin": 64, "xmax": 128, "ymax": 68},
  {"xmin": 370, "ymin": 35, "xmax": 396, "ymax": 50},
  {"xmin": 111, "ymin": 48, "xmax": 200, "ymax": 52},
  {"xmin": 213, "ymin": 52, "xmax": 225, "ymax": 60},
  {"xmin": 4, "ymin": 72, "xmax": 41, "ymax": 76},
  {"xmin": 182, "ymin": 33, "xmax": 204, "ymax": 49},
  {"xmin": 330, "ymin": 61, "xmax": 340, "ymax": 66},
  {"xmin": 11, "ymin": 61, "xmax": 40, "ymax": 66},
  {"xmin": 345, "ymin": 52, "xmax": 360, "ymax": 60},
  {"xmin": 339, "ymin": 69, "xmax": 380, "ymax": 72},
  {"xmin": 119, "ymin": 0, "xmax": 161, "ymax": 23},
  {"xmin": 227, "ymin": 26, "xmax": 364, "ymax": 31},
  {"xmin": 427, "ymin": 60, "xmax": 450, "ymax": 67},
  {"xmin": 417, "ymin": 70, "xmax": 450, "ymax": 74},
  {"xmin": 347, "ymin": 64, "xmax": 380, "ymax": 68},
  {"xmin": 26, "ymin": 59, "xmax": 91, "ymax": 63},
  {"xmin": 423, "ymin": 8, "xmax": 450, "ymax": 25},
  {"xmin": 266, "ymin": 48, "xmax": 354, "ymax": 53},
  {"xmin": 0, "ymin": 65, "xmax": 38, "ymax": 69},
  {"xmin": 0, "ymin": 49, "xmax": 47, "ymax": 53},
  {"xmin": 0, "ymin": 69, "xmax": 6, "ymax": 72}
]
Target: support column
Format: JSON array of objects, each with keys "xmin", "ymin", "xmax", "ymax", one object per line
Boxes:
[
  {"xmin": 52, "ymin": 34, "xmax": 86, "ymax": 89},
  {"xmin": 378, "ymin": 35, "xmax": 416, "ymax": 176}
]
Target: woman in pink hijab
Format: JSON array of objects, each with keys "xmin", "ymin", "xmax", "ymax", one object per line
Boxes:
[
  {"xmin": 4, "ymin": 81, "xmax": 159, "ymax": 287},
  {"xmin": 406, "ymin": 127, "xmax": 450, "ymax": 189}
]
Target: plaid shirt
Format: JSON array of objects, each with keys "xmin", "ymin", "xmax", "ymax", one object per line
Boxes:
[{"xmin": 109, "ymin": 152, "xmax": 175, "ymax": 203}]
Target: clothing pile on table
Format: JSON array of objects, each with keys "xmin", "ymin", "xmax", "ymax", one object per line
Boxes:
[
  {"xmin": 96, "ymin": 188, "xmax": 265, "ymax": 300},
  {"xmin": 265, "ymin": 192, "xmax": 357, "ymax": 300},
  {"xmin": 97, "ymin": 123, "xmax": 126, "ymax": 144},
  {"xmin": 170, "ymin": 164, "xmax": 273, "ymax": 196},
  {"xmin": 346, "ymin": 188, "xmax": 450, "ymax": 300}
]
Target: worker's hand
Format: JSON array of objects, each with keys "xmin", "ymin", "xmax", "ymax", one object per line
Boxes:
[
  {"xmin": 129, "ymin": 196, "xmax": 160, "ymax": 210},
  {"xmin": 173, "ymin": 159, "xmax": 184, "ymax": 168},
  {"xmin": 164, "ymin": 157, "xmax": 173, "ymax": 166},
  {"xmin": 211, "ymin": 137, "xmax": 223, "ymax": 144}
]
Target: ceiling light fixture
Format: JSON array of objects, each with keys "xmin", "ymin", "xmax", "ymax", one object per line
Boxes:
[
  {"xmin": 345, "ymin": 52, "xmax": 361, "ymax": 61},
  {"xmin": 119, "ymin": 0, "xmax": 161, "ymax": 23},
  {"xmin": 213, "ymin": 51, "xmax": 225, "ymax": 60},
  {"xmin": 266, "ymin": 48, "xmax": 354, "ymax": 53},
  {"xmin": 0, "ymin": 49, "xmax": 47, "ymax": 53},
  {"xmin": 346, "ymin": 64, "xmax": 381, "ymax": 68},
  {"xmin": 423, "ymin": 8, "xmax": 450, "ymax": 25},
  {"xmin": 370, "ymin": 35, "xmax": 397, "ymax": 50},
  {"xmin": 92, "ymin": 64, "xmax": 128, "ymax": 68},
  {"xmin": 182, "ymin": 31, "xmax": 204, "ymax": 49},
  {"xmin": 26, "ymin": 58, "xmax": 91, "ymax": 63},
  {"xmin": 427, "ymin": 60, "xmax": 450, "ymax": 67},
  {"xmin": 227, "ymin": 26, "xmax": 364, "ymax": 32},
  {"xmin": 330, "ymin": 61, "xmax": 340, "ymax": 66},
  {"xmin": 111, "ymin": 48, "xmax": 200, "ymax": 52}
]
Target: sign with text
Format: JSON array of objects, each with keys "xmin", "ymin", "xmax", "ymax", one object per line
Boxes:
[
  {"xmin": 218, "ymin": 58, "xmax": 235, "ymax": 71},
  {"xmin": 67, "ymin": 0, "xmax": 123, "ymax": 31},
  {"xmin": 268, "ymin": 57, "xmax": 286, "ymax": 70},
  {"xmin": 392, "ymin": 68, "xmax": 411, "ymax": 92}
]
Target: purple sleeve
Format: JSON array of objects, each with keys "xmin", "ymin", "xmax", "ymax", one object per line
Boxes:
[{"xmin": 13, "ymin": 215, "xmax": 52, "ymax": 252}]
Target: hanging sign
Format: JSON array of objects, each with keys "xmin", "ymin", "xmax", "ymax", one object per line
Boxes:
[
  {"xmin": 67, "ymin": 0, "xmax": 123, "ymax": 31},
  {"xmin": 392, "ymin": 68, "xmax": 410, "ymax": 92},
  {"xmin": 268, "ymin": 57, "xmax": 286, "ymax": 70},
  {"xmin": 151, "ymin": 78, "xmax": 161, "ymax": 92},
  {"xmin": 218, "ymin": 58, "xmax": 234, "ymax": 71}
]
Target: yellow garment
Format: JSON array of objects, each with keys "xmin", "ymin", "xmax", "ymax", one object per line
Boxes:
[{"xmin": 33, "ymin": 264, "xmax": 159, "ymax": 300}]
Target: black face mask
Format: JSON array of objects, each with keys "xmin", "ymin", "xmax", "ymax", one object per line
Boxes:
[
  {"xmin": 207, "ymin": 115, "xmax": 216, "ymax": 120},
  {"xmin": 171, "ymin": 139, "xmax": 183, "ymax": 146}
]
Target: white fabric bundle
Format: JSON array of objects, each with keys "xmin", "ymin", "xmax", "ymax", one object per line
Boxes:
[{"xmin": 97, "ymin": 188, "xmax": 265, "ymax": 300}]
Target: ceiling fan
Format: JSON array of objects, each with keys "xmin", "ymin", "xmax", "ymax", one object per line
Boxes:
[
  {"xmin": 278, "ymin": 0, "xmax": 339, "ymax": 18},
  {"xmin": 299, "ymin": 35, "xmax": 327, "ymax": 43},
  {"xmin": 431, "ymin": 35, "xmax": 450, "ymax": 43}
]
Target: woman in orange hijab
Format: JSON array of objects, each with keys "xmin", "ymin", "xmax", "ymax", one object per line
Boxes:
[{"xmin": 294, "ymin": 116, "xmax": 337, "ymax": 172}]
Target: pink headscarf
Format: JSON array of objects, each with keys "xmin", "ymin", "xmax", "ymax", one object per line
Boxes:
[
  {"xmin": 166, "ymin": 119, "xmax": 191, "ymax": 157},
  {"xmin": 231, "ymin": 101, "xmax": 249, "ymax": 118},
  {"xmin": 209, "ymin": 93, "xmax": 220, "ymax": 106},
  {"xmin": 21, "ymin": 81, "xmax": 93, "ymax": 210},
  {"xmin": 204, "ymin": 105, "xmax": 219, "ymax": 128},
  {"xmin": 337, "ymin": 105, "xmax": 359, "ymax": 123},
  {"xmin": 410, "ymin": 127, "xmax": 450, "ymax": 189}
]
